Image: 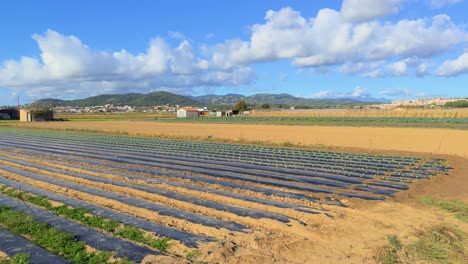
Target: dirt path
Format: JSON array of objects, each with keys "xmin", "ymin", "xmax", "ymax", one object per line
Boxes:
[{"xmin": 13, "ymin": 121, "xmax": 468, "ymax": 157}]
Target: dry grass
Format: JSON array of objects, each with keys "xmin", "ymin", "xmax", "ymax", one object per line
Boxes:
[{"xmin": 251, "ymin": 109, "xmax": 468, "ymax": 118}]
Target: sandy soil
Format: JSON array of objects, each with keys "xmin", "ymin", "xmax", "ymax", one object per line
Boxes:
[
  {"xmin": 13, "ymin": 121, "xmax": 468, "ymax": 157},
  {"xmin": 1, "ymin": 124, "xmax": 467, "ymax": 263}
]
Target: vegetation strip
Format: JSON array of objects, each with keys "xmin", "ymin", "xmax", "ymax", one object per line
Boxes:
[
  {"xmin": 376, "ymin": 225, "xmax": 467, "ymax": 263},
  {"xmin": 0, "ymin": 150, "xmax": 327, "ymax": 215},
  {"xmin": 21, "ymin": 152, "xmax": 324, "ymax": 212},
  {"xmin": 0, "ymin": 185, "xmax": 173, "ymax": 251},
  {"xmin": 0, "ymin": 177, "xmax": 210, "ymax": 248},
  {"xmin": 0, "ymin": 140, "xmax": 339, "ymax": 194},
  {"xmin": 0, "ymin": 226, "xmax": 67, "ymax": 264},
  {"xmin": 420, "ymin": 196, "xmax": 468, "ymax": 223},
  {"xmin": 0, "ymin": 165, "xmax": 247, "ymax": 232},
  {"xmin": 0, "ymin": 131, "xmax": 420, "ymax": 169},
  {"xmin": 0, "ymin": 129, "xmax": 450, "ymax": 201},
  {"xmin": 0, "ymin": 156, "xmax": 302, "ymax": 226},
  {"xmin": 0, "ymin": 253, "xmax": 30, "ymax": 264},
  {"xmin": 0, "ymin": 169, "xmax": 236, "ymax": 240},
  {"xmin": 0, "ymin": 128, "xmax": 422, "ymax": 163},
  {"xmin": 0, "ymin": 156, "xmax": 293, "ymax": 224},
  {"xmin": 0, "ymin": 137, "xmax": 391, "ymax": 195},
  {"xmin": 0, "ymin": 129, "xmax": 450, "ymax": 180},
  {"xmin": 0, "ymin": 133, "xmax": 383, "ymax": 179},
  {"xmin": 0, "ymin": 146, "xmax": 327, "ymax": 205},
  {"xmin": 0, "ymin": 206, "xmax": 131, "ymax": 264},
  {"xmin": 4, "ymin": 136, "xmax": 412, "ymax": 195},
  {"xmin": 0, "ymin": 142, "xmax": 388, "ymax": 201},
  {"xmin": 156, "ymin": 116, "xmax": 468, "ymax": 124},
  {"xmin": 0, "ymin": 194, "xmax": 161, "ymax": 262}
]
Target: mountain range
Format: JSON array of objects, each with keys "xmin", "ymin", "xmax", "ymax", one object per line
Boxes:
[{"xmin": 33, "ymin": 91, "xmax": 386, "ymax": 108}]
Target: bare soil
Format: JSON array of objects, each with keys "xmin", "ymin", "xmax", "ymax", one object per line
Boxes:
[{"xmin": 1, "ymin": 123, "xmax": 467, "ymax": 263}]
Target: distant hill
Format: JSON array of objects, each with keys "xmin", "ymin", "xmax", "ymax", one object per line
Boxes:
[
  {"xmin": 33, "ymin": 91, "xmax": 385, "ymax": 108},
  {"xmin": 192, "ymin": 94, "xmax": 245, "ymax": 106},
  {"xmin": 34, "ymin": 91, "xmax": 201, "ymax": 107},
  {"xmin": 193, "ymin": 93, "xmax": 383, "ymax": 107}
]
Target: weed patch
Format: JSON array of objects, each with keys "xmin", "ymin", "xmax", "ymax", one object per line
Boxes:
[
  {"xmin": 375, "ymin": 225, "xmax": 467, "ymax": 264},
  {"xmin": 0, "ymin": 185, "xmax": 172, "ymax": 251},
  {"xmin": 408, "ymin": 224, "xmax": 467, "ymax": 263},
  {"xmin": 0, "ymin": 206, "xmax": 128, "ymax": 263},
  {"xmin": 420, "ymin": 196, "xmax": 468, "ymax": 222},
  {"xmin": 0, "ymin": 253, "xmax": 30, "ymax": 264}
]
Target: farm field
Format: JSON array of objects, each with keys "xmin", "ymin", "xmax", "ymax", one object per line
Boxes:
[
  {"xmin": 155, "ymin": 116, "xmax": 468, "ymax": 129},
  {"xmin": 55, "ymin": 112, "xmax": 175, "ymax": 121},
  {"xmin": 250, "ymin": 108, "xmax": 468, "ymax": 118},
  {"xmin": 9, "ymin": 120, "xmax": 468, "ymax": 157},
  {"xmin": 52, "ymin": 109, "xmax": 468, "ymax": 128},
  {"xmin": 0, "ymin": 127, "xmax": 467, "ymax": 263}
]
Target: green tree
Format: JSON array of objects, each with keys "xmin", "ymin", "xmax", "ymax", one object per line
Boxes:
[
  {"xmin": 259, "ymin": 103, "xmax": 270, "ymax": 109},
  {"xmin": 445, "ymin": 100, "xmax": 468, "ymax": 108},
  {"xmin": 233, "ymin": 100, "xmax": 248, "ymax": 111}
]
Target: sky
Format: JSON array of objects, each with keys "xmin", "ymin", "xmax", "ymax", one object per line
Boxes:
[{"xmin": 1, "ymin": 0, "xmax": 468, "ymax": 105}]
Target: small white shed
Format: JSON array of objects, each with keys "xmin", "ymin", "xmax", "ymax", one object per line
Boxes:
[{"xmin": 177, "ymin": 107, "xmax": 199, "ymax": 118}]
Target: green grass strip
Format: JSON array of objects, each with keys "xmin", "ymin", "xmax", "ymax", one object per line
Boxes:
[
  {"xmin": 0, "ymin": 253, "xmax": 30, "ymax": 264},
  {"xmin": 0, "ymin": 185, "xmax": 172, "ymax": 251},
  {"xmin": 408, "ymin": 224, "xmax": 467, "ymax": 263},
  {"xmin": 0, "ymin": 206, "xmax": 131, "ymax": 264},
  {"xmin": 420, "ymin": 196, "xmax": 468, "ymax": 223}
]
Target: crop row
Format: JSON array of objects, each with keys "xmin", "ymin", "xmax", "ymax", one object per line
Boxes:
[
  {"xmin": 0, "ymin": 133, "xmax": 445, "ymax": 189},
  {"xmin": 175, "ymin": 116, "xmax": 468, "ymax": 124},
  {"xmin": 0, "ymin": 128, "xmax": 452, "ymax": 263},
  {"xmin": 2, "ymin": 128, "xmax": 421, "ymax": 163},
  {"xmin": 0, "ymin": 139, "xmax": 398, "ymax": 198},
  {"xmin": 0, "ymin": 129, "xmax": 449, "ymax": 180}
]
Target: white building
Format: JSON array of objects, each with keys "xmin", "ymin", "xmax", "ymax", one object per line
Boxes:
[{"xmin": 177, "ymin": 107, "xmax": 199, "ymax": 118}]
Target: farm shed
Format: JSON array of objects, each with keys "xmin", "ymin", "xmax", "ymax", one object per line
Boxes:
[
  {"xmin": 198, "ymin": 108, "xmax": 213, "ymax": 117},
  {"xmin": 224, "ymin": 110, "xmax": 240, "ymax": 117},
  {"xmin": 0, "ymin": 108, "xmax": 19, "ymax": 120},
  {"xmin": 177, "ymin": 107, "xmax": 200, "ymax": 118},
  {"xmin": 0, "ymin": 113, "xmax": 10, "ymax": 120},
  {"xmin": 20, "ymin": 109, "xmax": 54, "ymax": 122}
]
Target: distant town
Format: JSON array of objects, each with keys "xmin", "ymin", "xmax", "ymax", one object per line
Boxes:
[
  {"xmin": 52, "ymin": 104, "xmax": 176, "ymax": 114},
  {"xmin": 50, "ymin": 97, "xmax": 466, "ymax": 114},
  {"xmin": 1, "ymin": 97, "xmax": 467, "ymax": 122},
  {"xmin": 371, "ymin": 98, "xmax": 463, "ymax": 109}
]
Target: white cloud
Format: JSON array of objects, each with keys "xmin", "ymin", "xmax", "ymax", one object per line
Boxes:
[
  {"xmin": 351, "ymin": 86, "xmax": 371, "ymax": 97},
  {"xmin": 379, "ymin": 87, "xmax": 440, "ymax": 98},
  {"xmin": 339, "ymin": 61, "xmax": 384, "ymax": 74},
  {"xmin": 388, "ymin": 61, "xmax": 408, "ymax": 76},
  {"xmin": 2, "ymin": 5, "xmax": 468, "ymax": 102},
  {"xmin": 379, "ymin": 88, "xmax": 412, "ymax": 97},
  {"xmin": 168, "ymin": 31, "xmax": 186, "ymax": 40},
  {"xmin": 0, "ymin": 30, "xmax": 254, "ymax": 101},
  {"xmin": 278, "ymin": 72, "xmax": 288, "ymax": 81},
  {"xmin": 341, "ymin": 0, "xmax": 402, "ymax": 22},
  {"xmin": 435, "ymin": 52, "xmax": 468, "ymax": 76},
  {"xmin": 310, "ymin": 86, "xmax": 371, "ymax": 99},
  {"xmin": 361, "ymin": 57, "xmax": 431, "ymax": 77},
  {"xmin": 209, "ymin": 7, "xmax": 468, "ymax": 75},
  {"xmin": 430, "ymin": 0, "xmax": 463, "ymax": 9}
]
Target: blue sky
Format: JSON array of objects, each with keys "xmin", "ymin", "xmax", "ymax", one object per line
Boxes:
[{"xmin": 1, "ymin": 0, "xmax": 468, "ymax": 105}]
